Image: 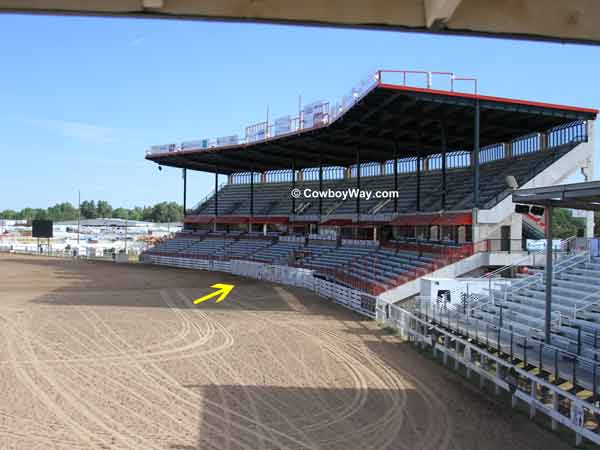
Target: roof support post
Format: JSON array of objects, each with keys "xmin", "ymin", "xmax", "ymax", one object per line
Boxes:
[
  {"xmin": 182, "ymin": 168, "xmax": 187, "ymax": 216},
  {"xmin": 356, "ymin": 147, "xmax": 361, "ymax": 222},
  {"xmin": 318, "ymin": 158, "xmax": 323, "ymax": 222},
  {"xmin": 393, "ymin": 141, "xmax": 399, "ymax": 213},
  {"xmin": 416, "ymin": 139, "xmax": 422, "ymax": 213},
  {"xmin": 214, "ymin": 169, "xmax": 219, "ymax": 232},
  {"xmin": 473, "ymin": 99, "xmax": 481, "ymax": 208},
  {"xmin": 214, "ymin": 170, "xmax": 219, "ymax": 217},
  {"xmin": 291, "ymin": 159, "xmax": 296, "ymax": 218},
  {"xmin": 440, "ymin": 119, "xmax": 448, "ymax": 210},
  {"xmin": 250, "ymin": 169, "xmax": 254, "ymax": 228},
  {"xmin": 545, "ymin": 204, "xmax": 554, "ymax": 344}
]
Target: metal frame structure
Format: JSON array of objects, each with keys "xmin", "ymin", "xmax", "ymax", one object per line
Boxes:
[
  {"xmin": 147, "ymin": 73, "xmax": 596, "ymax": 226},
  {"xmin": 146, "ymin": 79, "xmax": 596, "ymax": 174},
  {"xmin": 513, "ymin": 181, "xmax": 600, "ymax": 343}
]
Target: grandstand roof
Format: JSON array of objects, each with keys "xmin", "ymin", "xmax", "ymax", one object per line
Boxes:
[
  {"xmin": 146, "ymin": 84, "xmax": 597, "ymax": 175},
  {"xmin": 513, "ymin": 181, "xmax": 600, "ymax": 211}
]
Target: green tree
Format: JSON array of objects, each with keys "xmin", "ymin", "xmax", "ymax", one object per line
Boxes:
[
  {"xmin": 3, "ymin": 200, "xmax": 183, "ymax": 224},
  {"xmin": 96, "ymin": 200, "xmax": 113, "ymax": 218},
  {"xmin": 47, "ymin": 202, "xmax": 78, "ymax": 221},
  {"xmin": 0, "ymin": 209, "xmax": 17, "ymax": 219},
  {"xmin": 34, "ymin": 209, "xmax": 48, "ymax": 220},
  {"xmin": 112, "ymin": 207, "xmax": 129, "ymax": 219},
  {"xmin": 150, "ymin": 201, "xmax": 183, "ymax": 223},
  {"xmin": 80, "ymin": 200, "xmax": 97, "ymax": 219},
  {"xmin": 552, "ymin": 208, "xmax": 585, "ymax": 239},
  {"xmin": 128, "ymin": 206, "xmax": 144, "ymax": 221}
]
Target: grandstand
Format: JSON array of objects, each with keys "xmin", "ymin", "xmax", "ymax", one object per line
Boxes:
[
  {"xmin": 141, "ymin": 70, "xmax": 600, "ymax": 445},
  {"xmin": 143, "ymin": 70, "xmax": 596, "ymax": 295}
]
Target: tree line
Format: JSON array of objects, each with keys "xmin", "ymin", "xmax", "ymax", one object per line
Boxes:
[{"xmin": 0, "ymin": 200, "xmax": 184, "ymax": 223}]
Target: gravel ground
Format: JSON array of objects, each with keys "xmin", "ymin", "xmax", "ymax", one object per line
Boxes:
[{"xmin": 0, "ymin": 254, "xmax": 571, "ymax": 450}]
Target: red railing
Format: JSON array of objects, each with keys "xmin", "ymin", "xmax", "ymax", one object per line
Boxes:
[{"xmin": 145, "ymin": 239, "xmax": 479, "ymax": 296}]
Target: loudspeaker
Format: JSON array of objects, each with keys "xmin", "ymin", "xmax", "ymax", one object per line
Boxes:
[{"xmin": 515, "ymin": 204, "xmax": 530, "ymax": 214}]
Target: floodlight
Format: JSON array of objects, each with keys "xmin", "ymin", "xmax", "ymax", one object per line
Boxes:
[{"xmin": 506, "ymin": 175, "xmax": 519, "ymax": 190}]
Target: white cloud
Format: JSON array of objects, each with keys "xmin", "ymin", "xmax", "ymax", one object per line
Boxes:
[
  {"xmin": 128, "ymin": 36, "xmax": 145, "ymax": 47},
  {"xmin": 27, "ymin": 118, "xmax": 118, "ymax": 144}
]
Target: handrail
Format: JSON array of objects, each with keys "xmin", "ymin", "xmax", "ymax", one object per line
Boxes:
[
  {"xmin": 481, "ymin": 235, "xmax": 576, "ymax": 279},
  {"xmin": 570, "ymin": 289, "xmax": 600, "ymax": 320},
  {"xmin": 419, "ymin": 297, "xmax": 599, "ymax": 367},
  {"xmin": 190, "ymin": 181, "xmax": 228, "ymax": 213},
  {"xmin": 507, "ymin": 250, "xmax": 587, "ymax": 295}
]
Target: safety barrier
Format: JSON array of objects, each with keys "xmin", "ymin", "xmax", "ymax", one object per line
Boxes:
[
  {"xmin": 376, "ymin": 300, "xmax": 600, "ymax": 447},
  {"xmin": 141, "ymin": 254, "xmax": 375, "ymax": 318}
]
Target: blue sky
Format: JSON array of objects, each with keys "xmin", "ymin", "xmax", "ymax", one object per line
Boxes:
[{"xmin": 0, "ymin": 13, "xmax": 599, "ymax": 210}]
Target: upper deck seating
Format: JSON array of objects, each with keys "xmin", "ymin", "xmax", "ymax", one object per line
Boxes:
[{"xmin": 192, "ymin": 143, "xmax": 577, "ymax": 217}]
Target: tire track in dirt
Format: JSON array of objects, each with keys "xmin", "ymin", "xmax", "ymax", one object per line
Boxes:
[
  {"xmin": 316, "ymin": 326, "xmax": 454, "ymax": 450},
  {"xmin": 234, "ymin": 299, "xmax": 408, "ymax": 443},
  {"xmin": 75, "ymin": 289, "xmax": 315, "ymax": 450},
  {"xmin": 1, "ymin": 312, "xmax": 111, "ymax": 449}
]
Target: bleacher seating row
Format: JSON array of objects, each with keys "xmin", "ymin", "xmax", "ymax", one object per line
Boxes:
[
  {"xmin": 144, "ymin": 234, "xmax": 444, "ymax": 293},
  {"xmin": 193, "ymin": 145, "xmax": 574, "ymax": 216},
  {"xmin": 455, "ymin": 254, "xmax": 600, "ymax": 361}
]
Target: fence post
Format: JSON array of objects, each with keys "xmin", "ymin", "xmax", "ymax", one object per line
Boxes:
[{"xmin": 530, "ymin": 381, "xmax": 537, "ymax": 419}]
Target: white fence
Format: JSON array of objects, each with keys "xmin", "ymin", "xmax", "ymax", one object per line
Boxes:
[
  {"xmin": 142, "ymin": 255, "xmax": 376, "ymax": 318},
  {"xmin": 376, "ymin": 300, "xmax": 600, "ymax": 447}
]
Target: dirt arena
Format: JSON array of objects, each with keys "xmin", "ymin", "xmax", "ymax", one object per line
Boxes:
[{"xmin": 0, "ymin": 254, "xmax": 572, "ymax": 450}]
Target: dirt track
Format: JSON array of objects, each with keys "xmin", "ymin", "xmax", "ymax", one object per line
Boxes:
[{"xmin": 0, "ymin": 254, "xmax": 571, "ymax": 450}]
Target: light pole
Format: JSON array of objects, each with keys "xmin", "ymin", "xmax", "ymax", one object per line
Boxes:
[
  {"xmin": 124, "ymin": 213, "xmax": 128, "ymax": 256},
  {"xmin": 77, "ymin": 190, "xmax": 81, "ymax": 247}
]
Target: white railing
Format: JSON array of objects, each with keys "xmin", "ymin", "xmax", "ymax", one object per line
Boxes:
[
  {"xmin": 570, "ymin": 290, "xmax": 600, "ymax": 321},
  {"xmin": 147, "ymin": 70, "xmax": 381, "ymax": 156},
  {"xmin": 146, "ymin": 69, "xmax": 482, "ymax": 157},
  {"xmin": 377, "ymin": 300, "xmax": 600, "ymax": 447},
  {"xmin": 505, "ymin": 250, "xmax": 588, "ymax": 296}
]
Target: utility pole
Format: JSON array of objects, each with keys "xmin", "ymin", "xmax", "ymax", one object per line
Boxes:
[
  {"xmin": 124, "ymin": 213, "xmax": 128, "ymax": 256},
  {"xmin": 77, "ymin": 190, "xmax": 81, "ymax": 247}
]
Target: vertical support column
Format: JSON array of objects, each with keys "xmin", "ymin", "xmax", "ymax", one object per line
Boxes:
[
  {"xmin": 480, "ymin": 356, "xmax": 486, "ymax": 389},
  {"xmin": 551, "ymin": 391, "xmax": 559, "ymax": 430},
  {"xmin": 182, "ymin": 168, "xmax": 187, "ymax": 216},
  {"xmin": 416, "ymin": 139, "xmax": 422, "ymax": 213},
  {"xmin": 318, "ymin": 158, "xmax": 323, "ymax": 223},
  {"xmin": 495, "ymin": 363, "xmax": 501, "ymax": 395},
  {"xmin": 540, "ymin": 132, "xmax": 548, "ymax": 151},
  {"xmin": 250, "ymin": 169, "xmax": 254, "ymax": 233},
  {"xmin": 440, "ymin": 119, "xmax": 447, "ymax": 210},
  {"xmin": 356, "ymin": 147, "xmax": 361, "ymax": 222},
  {"xmin": 291, "ymin": 159, "xmax": 296, "ymax": 217},
  {"xmin": 473, "ymin": 99, "xmax": 481, "ymax": 209},
  {"xmin": 545, "ymin": 203, "xmax": 554, "ymax": 344},
  {"xmin": 454, "ymin": 340, "xmax": 459, "ymax": 370},
  {"xmin": 465, "ymin": 345, "xmax": 471, "ymax": 378},
  {"xmin": 530, "ymin": 381, "xmax": 537, "ymax": 419},
  {"xmin": 443, "ymin": 335, "xmax": 449, "ymax": 366},
  {"xmin": 393, "ymin": 141, "xmax": 399, "ymax": 213},
  {"xmin": 214, "ymin": 169, "xmax": 219, "ymax": 232}
]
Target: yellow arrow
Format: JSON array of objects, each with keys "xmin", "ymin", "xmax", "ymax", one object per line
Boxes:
[{"xmin": 193, "ymin": 283, "xmax": 235, "ymax": 304}]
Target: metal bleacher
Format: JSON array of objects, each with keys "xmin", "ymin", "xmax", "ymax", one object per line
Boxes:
[
  {"xmin": 418, "ymin": 249, "xmax": 600, "ymax": 393},
  {"xmin": 193, "ymin": 142, "xmax": 579, "ymax": 217}
]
